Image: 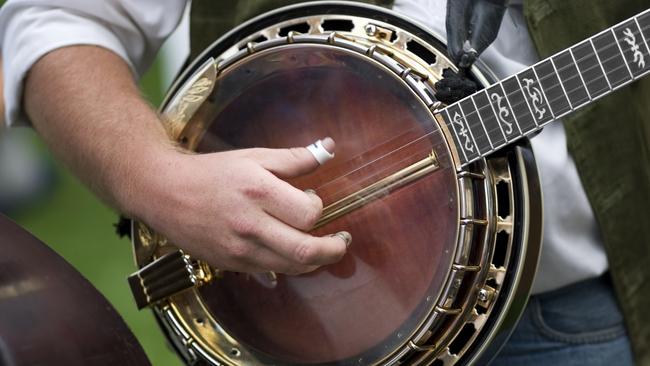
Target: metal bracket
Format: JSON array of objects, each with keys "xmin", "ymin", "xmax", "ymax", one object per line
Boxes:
[
  {"xmin": 364, "ymin": 23, "xmax": 394, "ymax": 41},
  {"xmin": 128, "ymin": 250, "xmax": 211, "ymax": 309}
]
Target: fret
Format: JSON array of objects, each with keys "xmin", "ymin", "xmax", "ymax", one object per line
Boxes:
[
  {"xmin": 572, "ymin": 41, "xmax": 610, "ymax": 98},
  {"xmin": 569, "ymin": 49, "xmax": 592, "ymax": 101},
  {"xmin": 500, "ymin": 83, "xmax": 523, "ymax": 134},
  {"xmin": 534, "ymin": 59, "xmax": 571, "ymax": 116},
  {"xmin": 473, "ymin": 91, "xmax": 507, "ymax": 147},
  {"xmin": 636, "ymin": 12, "xmax": 650, "ymax": 64},
  {"xmin": 443, "ymin": 105, "xmax": 480, "ymax": 162},
  {"xmin": 614, "ymin": 19, "xmax": 649, "ymax": 79},
  {"xmin": 515, "ymin": 77, "xmax": 539, "ymax": 128},
  {"xmin": 450, "ymin": 9, "xmax": 650, "ymax": 168},
  {"xmin": 442, "ymin": 108, "xmax": 468, "ymax": 162},
  {"xmin": 589, "ymin": 38, "xmax": 612, "ymax": 90},
  {"xmin": 459, "ymin": 98, "xmax": 492, "ymax": 153},
  {"xmin": 470, "ymin": 96, "xmax": 494, "ymax": 149},
  {"xmin": 638, "ymin": 11, "xmax": 650, "ymax": 48},
  {"xmin": 592, "ymin": 31, "xmax": 631, "ymax": 88},
  {"xmin": 554, "ymin": 50, "xmax": 590, "ymax": 107},
  {"xmin": 612, "ymin": 29, "xmax": 634, "ymax": 79},
  {"xmin": 486, "ymin": 83, "xmax": 520, "ymax": 140},
  {"xmin": 502, "ymin": 76, "xmax": 537, "ymax": 134},
  {"xmin": 550, "ymin": 58, "xmax": 573, "ymax": 109},
  {"xmin": 516, "ymin": 68, "xmax": 553, "ymax": 125},
  {"xmin": 456, "ymin": 104, "xmax": 480, "ymax": 155},
  {"xmin": 531, "ymin": 66, "xmax": 555, "ymax": 118}
]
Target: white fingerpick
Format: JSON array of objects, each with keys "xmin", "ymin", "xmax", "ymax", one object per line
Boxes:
[{"xmin": 306, "ymin": 140, "xmax": 335, "ymax": 165}]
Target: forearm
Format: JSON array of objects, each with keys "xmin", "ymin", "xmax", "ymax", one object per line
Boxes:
[
  {"xmin": 24, "ymin": 45, "xmax": 172, "ymax": 216},
  {"xmin": 23, "ymin": 45, "xmax": 348, "ymax": 273}
]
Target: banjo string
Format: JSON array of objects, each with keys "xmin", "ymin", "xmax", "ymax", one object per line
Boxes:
[{"xmin": 312, "ymin": 31, "xmax": 646, "ymax": 195}]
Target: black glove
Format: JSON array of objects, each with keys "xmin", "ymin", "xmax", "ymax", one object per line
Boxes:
[
  {"xmin": 446, "ymin": 0, "xmax": 508, "ymax": 70},
  {"xmin": 436, "ymin": 0, "xmax": 508, "ymax": 104}
]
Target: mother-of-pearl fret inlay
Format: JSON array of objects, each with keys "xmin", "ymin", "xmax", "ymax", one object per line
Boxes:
[
  {"xmin": 490, "ymin": 92, "xmax": 513, "ymax": 134},
  {"xmin": 623, "ymin": 27, "xmax": 646, "ymax": 69},
  {"xmin": 521, "ymin": 78, "xmax": 546, "ymax": 120},
  {"xmin": 438, "ymin": 9, "xmax": 650, "ymax": 167},
  {"xmin": 452, "ymin": 111, "xmax": 475, "ymax": 152}
]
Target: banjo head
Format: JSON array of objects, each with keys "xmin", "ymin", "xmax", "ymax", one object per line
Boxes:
[
  {"xmin": 129, "ymin": 2, "xmax": 542, "ymax": 365},
  {"xmin": 197, "ymin": 43, "xmax": 457, "ymax": 365}
]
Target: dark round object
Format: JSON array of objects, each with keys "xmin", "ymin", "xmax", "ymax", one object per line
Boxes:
[
  {"xmin": 0, "ymin": 214, "xmax": 151, "ymax": 366},
  {"xmin": 196, "ymin": 44, "xmax": 457, "ymax": 365}
]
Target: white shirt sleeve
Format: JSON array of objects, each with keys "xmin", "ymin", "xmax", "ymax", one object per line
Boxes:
[{"xmin": 0, "ymin": 0, "xmax": 189, "ymax": 127}]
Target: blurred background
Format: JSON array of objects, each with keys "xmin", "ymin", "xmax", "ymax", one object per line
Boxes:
[{"xmin": 1, "ymin": 3, "xmax": 190, "ymax": 364}]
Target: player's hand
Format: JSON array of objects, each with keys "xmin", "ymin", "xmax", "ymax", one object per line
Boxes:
[
  {"xmin": 135, "ymin": 138, "xmax": 350, "ymax": 275},
  {"xmin": 446, "ymin": 0, "xmax": 508, "ymax": 69},
  {"xmin": 436, "ymin": 0, "xmax": 507, "ymax": 103}
]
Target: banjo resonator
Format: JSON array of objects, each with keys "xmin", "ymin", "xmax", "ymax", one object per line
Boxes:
[{"xmin": 129, "ymin": 2, "xmax": 542, "ymax": 365}]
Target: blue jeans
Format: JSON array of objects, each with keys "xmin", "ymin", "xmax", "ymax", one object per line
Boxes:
[{"xmin": 491, "ymin": 274, "xmax": 635, "ymax": 366}]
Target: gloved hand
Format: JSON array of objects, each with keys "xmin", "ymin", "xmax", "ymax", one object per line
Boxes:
[
  {"xmin": 446, "ymin": 0, "xmax": 509, "ymax": 70},
  {"xmin": 436, "ymin": 0, "xmax": 508, "ymax": 104}
]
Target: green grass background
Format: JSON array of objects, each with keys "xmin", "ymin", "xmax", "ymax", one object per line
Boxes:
[{"xmin": 8, "ymin": 57, "xmax": 185, "ymax": 366}]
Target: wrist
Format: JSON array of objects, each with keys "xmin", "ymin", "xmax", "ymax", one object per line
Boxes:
[{"xmin": 111, "ymin": 136, "xmax": 182, "ymax": 221}]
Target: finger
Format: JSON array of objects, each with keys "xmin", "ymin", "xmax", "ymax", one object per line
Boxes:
[
  {"xmin": 253, "ymin": 174, "xmax": 323, "ymax": 231},
  {"xmin": 445, "ymin": 0, "xmax": 473, "ymax": 63},
  {"xmin": 242, "ymin": 137, "xmax": 336, "ymax": 178},
  {"xmin": 306, "ymin": 137, "xmax": 335, "ymax": 165},
  {"xmin": 303, "ymin": 188, "xmax": 323, "ymax": 211},
  {"xmin": 221, "ymin": 242, "xmax": 319, "ymax": 275},
  {"xmin": 241, "ymin": 246, "xmax": 321, "ymax": 275},
  {"xmin": 468, "ymin": 0, "xmax": 507, "ymax": 56},
  {"xmin": 258, "ymin": 215, "xmax": 351, "ymax": 267}
]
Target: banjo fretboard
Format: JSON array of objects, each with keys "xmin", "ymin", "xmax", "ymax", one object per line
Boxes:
[{"xmin": 440, "ymin": 8, "xmax": 650, "ymax": 166}]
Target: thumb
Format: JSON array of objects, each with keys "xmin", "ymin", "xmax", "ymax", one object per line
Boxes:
[{"xmin": 244, "ymin": 137, "xmax": 335, "ymax": 178}]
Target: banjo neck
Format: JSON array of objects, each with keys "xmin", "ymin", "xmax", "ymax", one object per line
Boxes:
[{"xmin": 439, "ymin": 8, "xmax": 650, "ymax": 167}]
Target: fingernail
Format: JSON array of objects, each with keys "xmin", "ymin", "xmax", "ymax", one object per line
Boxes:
[
  {"xmin": 306, "ymin": 139, "xmax": 335, "ymax": 165},
  {"xmin": 304, "ymin": 188, "xmax": 317, "ymax": 195},
  {"xmin": 331, "ymin": 231, "xmax": 352, "ymax": 248},
  {"xmin": 320, "ymin": 137, "xmax": 335, "ymax": 152}
]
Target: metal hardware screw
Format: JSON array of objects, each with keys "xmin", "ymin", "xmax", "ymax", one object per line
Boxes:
[
  {"xmin": 478, "ymin": 289, "xmax": 489, "ymax": 302},
  {"xmin": 364, "ymin": 24, "xmax": 377, "ymax": 36}
]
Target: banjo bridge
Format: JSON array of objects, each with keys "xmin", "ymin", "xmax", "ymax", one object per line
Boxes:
[{"xmin": 314, "ymin": 150, "xmax": 439, "ymax": 229}]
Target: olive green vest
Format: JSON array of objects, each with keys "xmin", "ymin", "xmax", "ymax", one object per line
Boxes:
[
  {"xmin": 524, "ymin": 1, "xmax": 650, "ymax": 365},
  {"xmin": 189, "ymin": 1, "xmax": 650, "ymax": 364}
]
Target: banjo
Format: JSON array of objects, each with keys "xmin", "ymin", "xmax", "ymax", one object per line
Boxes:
[{"xmin": 127, "ymin": 2, "xmax": 650, "ymax": 365}]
